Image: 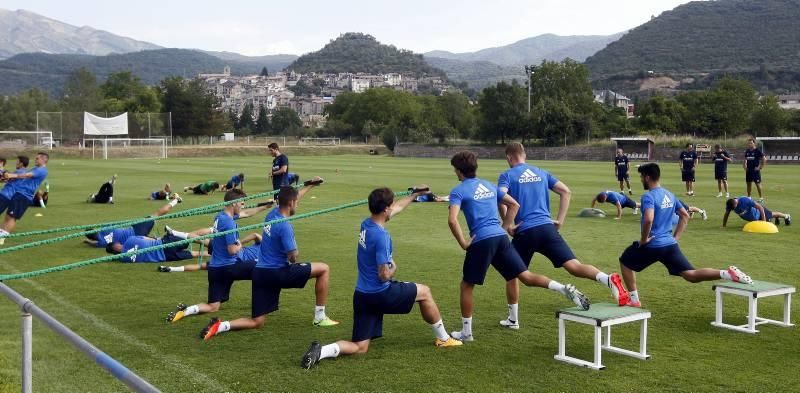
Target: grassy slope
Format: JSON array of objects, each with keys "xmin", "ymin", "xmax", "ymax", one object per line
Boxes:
[{"xmin": 0, "ymin": 155, "xmax": 798, "ymax": 392}]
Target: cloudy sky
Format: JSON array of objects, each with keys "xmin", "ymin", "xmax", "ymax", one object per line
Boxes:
[{"xmin": 3, "ymin": 0, "xmax": 694, "ymax": 55}]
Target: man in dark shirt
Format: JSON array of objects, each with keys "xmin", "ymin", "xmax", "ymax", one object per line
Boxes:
[
  {"xmin": 268, "ymin": 143, "xmax": 289, "ymax": 191},
  {"xmin": 743, "ymin": 138, "xmax": 766, "ymax": 202},
  {"xmin": 679, "ymin": 143, "xmax": 698, "ymax": 196},
  {"xmin": 614, "ymin": 148, "xmax": 632, "ymax": 195},
  {"xmin": 713, "ymin": 144, "xmax": 732, "ymax": 198}
]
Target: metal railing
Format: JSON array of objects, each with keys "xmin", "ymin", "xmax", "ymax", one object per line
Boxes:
[{"xmin": 0, "ymin": 282, "xmax": 160, "ymax": 393}]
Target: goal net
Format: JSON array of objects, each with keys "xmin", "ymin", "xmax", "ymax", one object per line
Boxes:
[
  {"xmin": 0, "ymin": 131, "xmax": 55, "ymax": 149},
  {"xmin": 84, "ymin": 138, "xmax": 167, "ymax": 160},
  {"xmin": 299, "ymin": 137, "xmax": 340, "ymax": 146}
]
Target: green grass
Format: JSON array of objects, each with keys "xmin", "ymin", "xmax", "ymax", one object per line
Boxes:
[{"xmin": 0, "ymin": 155, "xmax": 798, "ymax": 392}]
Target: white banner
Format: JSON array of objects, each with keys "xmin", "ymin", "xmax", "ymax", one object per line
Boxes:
[{"xmin": 83, "ymin": 112, "xmax": 129, "ymax": 135}]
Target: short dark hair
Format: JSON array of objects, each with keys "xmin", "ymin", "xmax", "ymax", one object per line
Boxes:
[
  {"xmin": 106, "ymin": 243, "xmax": 121, "ymax": 254},
  {"xmin": 37, "ymin": 152, "xmax": 49, "ymax": 160},
  {"xmin": 224, "ymin": 188, "xmax": 246, "ymax": 202},
  {"xmin": 504, "ymin": 142, "xmax": 524, "ymax": 157},
  {"xmin": 637, "ymin": 162, "xmax": 661, "ymax": 181},
  {"xmin": 277, "ymin": 186, "xmax": 298, "ymax": 207},
  {"xmin": 17, "ymin": 155, "xmax": 29, "ymax": 167},
  {"xmin": 85, "ymin": 231, "xmax": 98, "ymax": 241},
  {"xmin": 686, "ymin": 143, "xmax": 693, "ymax": 148},
  {"xmin": 725, "ymin": 198, "xmax": 736, "ymax": 211},
  {"xmin": 211, "ymin": 182, "xmax": 220, "ymax": 189},
  {"xmin": 596, "ymin": 193, "xmax": 608, "ymax": 203},
  {"xmin": 238, "ymin": 173, "xmax": 245, "ymax": 180},
  {"xmin": 0, "ymin": 157, "xmax": 5, "ymax": 165},
  {"xmin": 268, "ymin": 143, "xmax": 279, "ymax": 150},
  {"xmin": 714, "ymin": 144, "xmax": 721, "ymax": 149},
  {"xmin": 450, "ymin": 151, "xmax": 478, "ymax": 178},
  {"xmin": 368, "ymin": 187, "xmax": 394, "ymax": 215}
]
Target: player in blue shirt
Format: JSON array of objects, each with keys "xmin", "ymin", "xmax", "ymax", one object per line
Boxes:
[
  {"xmin": 447, "ymin": 151, "xmax": 589, "ymax": 342},
  {"xmin": 109, "ymin": 233, "xmax": 208, "ymax": 263},
  {"xmin": 148, "ymin": 183, "xmax": 174, "ymax": 201},
  {"xmin": 199, "ymin": 178, "xmax": 339, "ymax": 340},
  {"xmin": 301, "ymin": 187, "xmax": 462, "ymax": 369},
  {"xmin": 221, "ymin": 173, "xmax": 245, "ymax": 192},
  {"xmin": 614, "ymin": 148, "xmax": 632, "ymax": 195},
  {"xmin": 0, "ymin": 152, "xmax": 49, "ymax": 241},
  {"xmin": 269, "ymin": 142, "xmax": 289, "ymax": 191},
  {"xmin": 713, "ymin": 144, "xmax": 732, "ymax": 198},
  {"xmin": 158, "ymin": 233, "xmax": 262, "ymax": 273},
  {"xmin": 723, "ymin": 196, "xmax": 791, "ymax": 227},
  {"xmin": 83, "ymin": 197, "xmax": 182, "ymax": 253},
  {"xmin": 619, "ymin": 163, "xmax": 754, "ymax": 307},
  {"xmin": 743, "ymin": 138, "xmax": 766, "ymax": 201},
  {"xmin": 496, "ymin": 144, "xmax": 628, "ymax": 331},
  {"xmin": 671, "ymin": 200, "xmax": 709, "ymax": 228},
  {"xmin": 591, "ymin": 190, "xmax": 641, "ymax": 220},
  {"xmin": 679, "ymin": 143, "xmax": 699, "ymax": 196}
]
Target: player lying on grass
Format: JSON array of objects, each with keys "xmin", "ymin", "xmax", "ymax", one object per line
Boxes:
[
  {"xmin": 108, "ymin": 232, "xmax": 210, "ymax": 262},
  {"xmin": 497, "ymin": 143, "xmax": 628, "ymax": 331},
  {"xmin": 31, "ymin": 181, "xmax": 49, "ymax": 208},
  {"xmin": 221, "ymin": 173, "xmax": 245, "ymax": 192},
  {"xmin": 199, "ymin": 178, "xmax": 339, "ymax": 341},
  {"xmin": 619, "ymin": 163, "xmax": 753, "ymax": 308},
  {"xmin": 157, "ymin": 230, "xmax": 262, "ymax": 272},
  {"xmin": 412, "ymin": 189, "xmax": 449, "ymax": 202},
  {"xmin": 591, "ymin": 190, "xmax": 640, "ymax": 219},
  {"xmin": 300, "ymin": 187, "xmax": 462, "ymax": 369},
  {"xmin": 447, "ymin": 151, "xmax": 590, "ymax": 342},
  {"xmin": 83, "ymin": 196, "xmax": 182, "ymax": 252},
  {"xmin": 184, "ymin": 181, "xmax": 220, "ymax": 195},
  {"xmin": 86, "ymin": 174, "xmax": 117, "ymax": 204},
  {"xmin": 723, "ymin": 197, "xmax": 791, "ymax": 227},
  {"xmin": 671, "ymin": 200, "xmax": 708, "ymax": 228},
  {"xmin": 0, "ymin": 152, "xmax": 49, "ymax": 243},
  {"xmin": 149, "ymin": 183, "xmax": 173, "ymax": 200}
]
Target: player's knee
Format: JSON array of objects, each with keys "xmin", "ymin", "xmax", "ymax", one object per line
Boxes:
[
  {"xmin": 355, "ymin": 341, "xmax": 370, "ymax": 353},
  {"xmin": 680, "ymin": 271, "xmax": 701, "ymax": 283},
  {"xmin": 207, "ymin": 303, "xmax": 221, "ymax": 312},
  {"xmin": 416, "ymin": 284, "xmax": 432, "ymax": 300},
  {"xmin": 252, "ymin": 317, "xmax": 265, "ymax": 329}
]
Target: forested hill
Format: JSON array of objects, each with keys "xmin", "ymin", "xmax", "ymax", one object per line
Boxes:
[
  {"xmin": 585, "ymin": 0, "xmax": 800, "ymax": 78},
  {"xmin": 287, "ymin": 33, "xmax": 446, "ymax": 78}
]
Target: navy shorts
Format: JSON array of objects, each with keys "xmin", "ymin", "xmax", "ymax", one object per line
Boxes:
[
  {"xmin": 207, "ymin": 262, "xmax": 257, "ymax": 304},
  {"xmin": 352, "ymin": 281, "xmax": 418, "ymax": 342},
  {"xmin": 513, "ymin": 224, "xmax": 577, "ymax": 268},
  {"xmin": 762, "ymin": 208, "xmax": 773, "ymax": 221},
  {"xmin": 621, "ymin": 198, "xmax": 637, "ymax": 209},
  {"xmin": 0, "ymin": 194, "xmax": 31, "ymax": 219},
  {"xmin": 251, "ymin": 263, "xmax": 312, "ymax": 318},
  {"xmin": 616, "ymin": 172, "xmax": 629, "ymax": 182},
  {"xmin": 619, "ymin": 242, "xmax": 695, "ymax": 276},
  {"xmin": 681, "ymin": 170, "xmax": 695, "ymax": 182},
  {"xmin": 463, "ymin": 235, "xmax": 527, "ymax": 285},
  {"xmin": 746, "ymin": 170, "xmax": 761, "ymax": 184},
  {"xmin": 161, "ymin": 235, "xmax": 193, "ymax": 261},
  {"xmin": 715, "ymin": 169, "xmax": 727, "ymax": 181},
  {"xmin": 132, "ymin": 218, "xmax": 155, "ymax": 236}
]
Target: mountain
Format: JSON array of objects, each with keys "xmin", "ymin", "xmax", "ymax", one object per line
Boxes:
[
  {"xmin": 424, "ymin": 57, "xmax": 525, "ymax": 89},
  {"xmin": 202, "ymin": 51, "xmax": 298, "ymax": 67},
  {"xmin": 425, "ymin": 33, "xmax": 622, "ymax": 67},
  {"xmin": 0, "ymin": 8, "xmax": 162, "ymax": 59},
  {"xmin": 288, "ymin": 33, "xmax": 446, "ymax": 77}
]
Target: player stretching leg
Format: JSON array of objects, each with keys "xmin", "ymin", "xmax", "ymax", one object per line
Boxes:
[
  {"xmin": 0, "ymin": 152, "xmax": 49, "ymax": 243},
  {"xmin": 84, "ymin": 195, "xmax": 183, "ymax": 252},
  {"xmin": 87, "ymin": 174, "xmax": 118, "ymax": 204}
]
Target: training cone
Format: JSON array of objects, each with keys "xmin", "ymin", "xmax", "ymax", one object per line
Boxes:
[
  {"xmin": 578, "ymin": 208, "xmax": 606, "ymax": 218},
  {"xmin": 742, "ymin": 220, "xmax": 779, "ymax": 234},
  {"xmin": 34, "ymin": 213, "xmax": 43, "ymax": 217}
]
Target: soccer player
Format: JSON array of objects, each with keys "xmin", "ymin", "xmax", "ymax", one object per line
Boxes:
[
  {"xmin": 199, "ymin": 178, "xmax": 338, "ymax": 341},
  {"xmin": 498, "ymin": 144, "xmax": 628, "ymax": 330},
  {"xmin": 679, "ymin": 143, "xmax": 698, "ymax": 196},
  {"xmin": 447, "ymin": 151, "xmax": 590, "ymax": 341},
  {"xmin": 591, "ymin": 190, "xmax": 640, "ymax": 220},
  {"xmin": 743, "ymin": 138, "xmax": 766, "ymax": 202},
  {"xmin": 149, "ymin": 183, "xmax": 173, "ymax": 200},
  {"xmin": 723, "ymin": 196, "xmax": 791, "ymax": 227},
  {"xmin": 412, "ymin": 189, "xmax": 449, "ymax": 203},
  {"xmin": 300, "ymin": 187, "xmax": 462, "ymax": 369},
  {"xmin": 671, "ymin": 199, "xmax": 708, "ymax": 228},
  {"xmin": 619, "ymin": 163, "xmax": 753, "ymax": 307},
  {"xmin": 109, "ymin": 233, "xmax": 210, "ymax": 263},
  {"xmin": 31, "ymin": 181, "xmax": 49, "ymax": 208},
  {"xmin": 268, "ymin": 143, "xmax": 289, "ymax": 191},
  {"xmin": 83, "ymin": 196, "xmax": 182, "ymax": 252},
  {"xmin": 614, "ymin": 148, "xmax": 632, "ymax": 195},
  {"xmin": 86, "ymin": 174, "xmax": 118, "ymax": 204},
  {"xmin": 184, "ymin": 181, "xmax": 220, "ymax": 195},
  {"xmin": 0, "ymin": 152, "xmax": 49, "ymax": 241},
  {"xmin": 158, "ymin": 231, "xmax": 262, "ymax": 272},
  {"xmin": 713, "ymin": 144, "xmax": 732, "ymax": 198},
  {"xmin": 0, "ymin": 157, "xmax": 6, "ymax": 178},
  {"xmin": 0, "ymin": 156, "xmax": 30, "ymax": 236},
  {"xmin": 221, "ymin": 173, "xmax": 245, "ymax": 191}
]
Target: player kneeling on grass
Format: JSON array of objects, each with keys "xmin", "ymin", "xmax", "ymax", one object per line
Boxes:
[
  {"xmin": 592, "ymin": 190, "xmax": 640, "ymax": 220},
  {"xmin": 184, "ymin": 181, "xmax": 220, "ymax": 195},
  {"xmin": 447, "ymin": 151, "xmax": 590, "ymax": 342},
  {"xmin": 149, "ymin": 183, "xmax": 174, "ymax": 200},
  {"xmin": 83, "ymin": 196, "xmax": 182, "ymax": 252},
  {"xmin": 619, "ymin": 163, "xmax": 753, "ymax": 308},
  {"xmin": 301, "ymin": 187, "xmax": 462, "ymax": 369},
  {"xmin": 723, "ymin": 196, "xmax": 791, "ymax": 227},
  {"xmin": 86, "ymin": 174, "xmax": 117, "ymax": 204},
  {"xmin": 158, "ymin": 231, "xmax": 262, "ymax": 272},
  {"xmin": 0, "ymin": 152, "xmax": 49, "ymax": 243},
  {"xmin": 221, "ymin": 173, "xmax": 245, "ymax": 192},
  {"xmin": 199, "ymin": 178, "xmax": 338, "ymax": 340}
]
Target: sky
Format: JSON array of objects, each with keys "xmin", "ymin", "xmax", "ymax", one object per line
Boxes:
[{"xmin": 2, "ymin": 0, "xmax": 695, "ymax": 56}]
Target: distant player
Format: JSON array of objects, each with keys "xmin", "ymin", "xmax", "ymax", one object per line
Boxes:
[
  {"xmin": 743, "ymin": 138, "xmax": 766, "ymax": 202},
  {"xmin": 723, "ymin": 196, "xmax": 791, "ymax": 227},
  {"xmin": 184, "ymin": 181, "xmax": 219, "ymax": 195},
  {"xmin": 86, "ymin": 174, "xmax": 118, "ymax": 204},
  {"xmin": 0, "ymin": 156, "xmax": 30, "ymax": 232},
  {"xmin": 591, "ymin": 190, "xmax": 640, "ymax": 219},
  {"xmin": 300, "ymin": 187, "xmax": 462, "ymax": 369},
  {"xmin": 158, "ymin": 233, "xmax": 262, "ymax": 273},
  {"xmin": 149, "ymin": 183, "xmax": 173, "ymax": 200},
  {"xmin": 614, "ymin": 148, "xmax": 632, "ymax": 195},
  {"xmin": 268, "ymin": 143, "xmax": 289, "ymax": 191},
  {"xmin": 0, "ymin": 152, "xmax": 49, "ymax": 241},
  {"xmin": 221, "ymin": 173, "xmax": 245, "ymax": 191},
  {"xmin": 447, "ymin": 151, "xmax": 590, "ymax": 342},
  {"xmin": 679, "ymin": 143, "xmax": 698, "ymax": 196},
  {"xmin": 83, "ymin": 196, "xmax": 182, "ymax": 252},
  {"xmin": 712, "ymin": 145, "xmax": 732, "ymax": 198},
  {"xmin": 671, "ymin": 199, "xmax": 708, "ymax": 228},
  {"xmin": 619, "ymin": 163, "xmax": 753, "ymax": 307},
  {"xmin": 287, "ymin": 172, "xmax": 301, "ymax": 186},
  {"xmin": 31, "ymin": 181, "xmax": 50, "ymax": 208},
  {"xmin": 109, "ymin": 233, "xmax": 210, "ymax": 263},
  {"xmin": 498, "ymin": 144, "xmax": 627, "ymax": 331}
]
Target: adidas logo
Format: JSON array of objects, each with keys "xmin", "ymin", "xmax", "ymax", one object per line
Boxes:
[
  {"xmin": 473, "ymin": 183, "xmax": 495, "ymax": 200},
  {"xmin": 212, "ymin": 219, "xmax": 219, "ymax": 233},
  {"xmin": 358, "ymin": 229, "xmax": 366, "ymax": 249},
  {"xmin": 661, "ymin": 195, "xmax": 674, "ymax": 209},
  {"xmin": 129, "ymin": 245, "xmax": 138, "ymax": 262},
  {"xmin": 263, "ymin": 224, "xmax": 272, "ymax": 237},
  {"xmin": 518, "ymin": 168, "xmax": 541, "ymax": 183},
  {"xmin": 103, "ymin": 233, "xmax": 114, "ymax": 244}
]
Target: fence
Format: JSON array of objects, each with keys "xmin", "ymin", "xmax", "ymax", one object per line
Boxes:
[
  {"xmin": 171, "ymin": 134, "xmax": 381, "ymax": 146},
  {"xmin": 35, "ymin": 112, "xmax": 172, "ymax": 146}
]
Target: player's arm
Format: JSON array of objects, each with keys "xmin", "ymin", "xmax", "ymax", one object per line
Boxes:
[
  {"xmin": 240, "ymin": 232, "xmax": 261, "ymax": 244},
  {"xmin": 614, "ymin": 161, "xmax": 618, "ymax": 176},
  {"xmin": 722, "ymin": 209, "xmax": 731, "ymax": 227},
  {"xmin": 82, "ymin": 239, "xmax": 97, "ymax": 246},
  {"xmin": 297, "ymin": 176, "xmax": 323, "ymax": 200},
  {"xmin": 640, "ymin": 208, "xmax": 655, "ymax": 246},
  {"xmin": 238, "ymin": 202, "xmax": 272, "ymax": 218},
  {"xmin": 273, "ymin": 161, "xmax": 288, "ymax": 176},
  {"xmin": 693, "ymin": 156, "xmax": 699, "ymax": 170},
  {"xmin": 724, "ymin": 152, "xmax": 732, "ymax": 162},
  {"xmin": 286, "ymin": 249, "xmax": 298, "ymax": 263},
  {"xmin": 378, "ymin": 260, "xmax": 397, "ymax": 282},
  {"xmin": 551, "ymin": 181, "xmax": 571, "ymax": 228},
  {"xmin": 591, "ymin": 197, "xmax": 597, "ymax": 208},
  {"xmin": 674, "ymin": 207, "xmax": 689, "ymax": 241},
  {"xmin": 499, "ymin": 194, "xmax": 520, "ymax": 234},
  {"xmin": 388, "ymin": 186, "xmax": 427, "ymax": 218},
  {"xmin": 758, "ymin": 154, "xmax": 766, "ymax": 171},
  {"xmin": 614, "ymin": 202, "xmax": 623, "ymax": 220},
  {"xmin": 4, "ymin": 172, "xmax": 34, "ymax": 180},
  {"xmin": 448, "ymin": 205, "xmax": 472, "ymax": 250},
  {"xmin": 756, "ymin": 203, "xmax": 767, "ymax": 221},
  {"xmin": 497, "ymin": 186, "xmax": 509, "ymax": 218}
]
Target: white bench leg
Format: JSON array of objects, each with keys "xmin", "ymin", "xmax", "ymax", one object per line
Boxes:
[
  {"xmin": 640, "ymin": 318, "xmax": 649, "ymax": 357},
  {"xmin": 748, "ymin": 296, "xmax": 758, "ymax": 332},
  {"xmin": 558, "ymin": 318, "xmax": 566, "ymax": 357},
  {"xmin": 593, "ymin": 326, "xmax": 602, "ymax": 369},
  {"xmin": 784, "ymin": 293, "xmax": 793, "ymax": 326},
  {"xmin": 604, "ymin": 326, "xmax": 611, "ymax": 348},
  {"xmin": 715, "ymin": 289, "xmax": 723, "ymax": 325}
]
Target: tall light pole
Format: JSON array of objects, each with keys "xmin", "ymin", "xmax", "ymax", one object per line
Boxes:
[{"xmin": 524, "ymin": 65, "xmax": 533, "ymax": 113}]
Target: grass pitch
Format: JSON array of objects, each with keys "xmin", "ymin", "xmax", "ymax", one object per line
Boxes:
[{"xmin": 0, "ymin": 155, "xmax": 798, "ymax": 392}]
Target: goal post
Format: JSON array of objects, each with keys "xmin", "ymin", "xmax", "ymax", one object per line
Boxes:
[
  {"xmin": 299, "ymin": 137, "xmax": 340, "ymax": 146},
  {"xmin": 0, "ymin": 131, "xmax": 55, "ymax": 149},
  {"xmin": 83, "ymin": 138, "xmax": 167, "ymax": 160}
]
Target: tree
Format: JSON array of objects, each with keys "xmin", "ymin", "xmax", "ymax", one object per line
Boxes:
[
  {"xmin": 260, "ymin": 67, "xmax": 269, "ymax": 77},
  {"xmin": 100, "ymin": 71, "xmax": 162, "ymax": 113},
  {"xmin": 437, "ymin": 92, "xmax": 476, "ymax": 139},
  {"xmin": 271, "ymin": 107, "xmax": 302, "ymax": 134},
  {"xmin": 159, "ymin": 77, "xmax": 229, "ymax": 136},
  {"xmin": 476, "ymin": 81, "xmax": 526, "ymax": 144},
  {"xmin": 238, "ymin": 102, "xmax": 255, "ymax": 131},
  {"xmin": 750, "ymin": 95, "xmax": 787, "ymax": 137},
  {"xmin": 0, "ymin": 89, "xmax": 59, "ymax": 131},
  {"xmin": 707, "ymin": 78, "xmax": 757, "ymax": 136},
  {"xmin": 636, "ymin": 94, "xmax": 687, "ymax": 134},
  {"xmin": 61, "ymin": 67, "xmax": 102, "ymax": 112},
  {"xmin": 527, "ymin": 60, "xmax": 596, "ymax": 145},
  {"xmin": 255, "ymin": 104, "xmax": 270, "ymax": 134}
]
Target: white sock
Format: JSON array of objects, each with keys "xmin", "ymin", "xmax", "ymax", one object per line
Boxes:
[
  {"xmin": 108, "ymin": 196, "xmax": 113, "ymax": 203},
  {"xmin": 461, "ymin": 317, "xmax": 473, "ymax": 336},
  {"xmin": 184, "ymin": 305, "xmax": 200, "ymax": 316},
  {"xmin": 320, "ymin": 343, "xmax": 340, "ymax": 360},
  {"xmin": 218, "ymin": 321, "xmax": 231, "ymax": 333},
  {"xmin": 169, "ymin": 199, "xmax": 179, "ymax": 207},
  {"xmin": 314, "ymin": 306, "xmax": 327, "ymax": 321},
  {"xmin": 507, "ymin": 304, "xmax": 518, "ymax": 322},
  {"xmin": 0, "ymin": 229, "xmax": 10, "ymax": 237},
  {"xmin": 595, "ymin": 272, "xmax": 610, "ymax": 287},
  {"xmin": 171, "ymin": 230, "xmax": 189, "ymax": 239},
  {"xmin": 629, "ymin": 290, "xmax": 640, "ymax": 303},
  {"xmin": 720, "ymin": 270, "xmax": 732, "ymax": 280},
  {"xmin": 548, "ymin": 280, "xmax": 565, "ymax": 293},
  {"xmin": 171, "ymin": 266, "xmax": 185, "ymax": 272},
  {"xmin": 430, "ymin": 320, "xmax": 450, "ymax": 341}
]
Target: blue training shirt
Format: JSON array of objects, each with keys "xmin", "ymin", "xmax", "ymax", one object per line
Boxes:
[
  {"xmin": 497, "ymin": 163, "xmax": 559, "ymax": 232},
  {"xmin": 119, "ymin": 236, "xmax": 165, "ymax": 263},
  {"xmin": 14, "ymin": 166, "xmax": 48, "ymax": 201},
  {"xmin": 449, "ymin": 178, "xmax": 507, "ymax": 243},
  {"xmin": 355, "ymin": 218, "xmax": 392, "ymax": 294},
  {"xmin": 257, "ymin": 207, "xmax": 297, "ymax": 269},
  {"xmin": 671, "ymin": 199, "xmax": 690, "ymax": 228},
  {"xmin": 229, "ymin": 175, "xmax": 243, "ymax": 186},
  {"xmin": 0, "ymin": 169, "xmax": 26, "ymax": 199},
  {"xmin": 95, "ymin": 227, "xmax": 134, "ymax": 248},
  {"xmin": 210, "ymin": 211, "xmax": 240, "ymax": 267},
  {"xmin": 731, "ymin": 196, "xmax": 760, "ymax": 221},
  {"xmin": 238, "ymin": 244, "xmax": 260, "ymax": 262},
  {"xmin": 603, "ymin": 191, "xmax": 631, "ymax": 207},
  {"xmin": 640, "ymin": 187, "xmax": 678, "ymax": 248}
]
